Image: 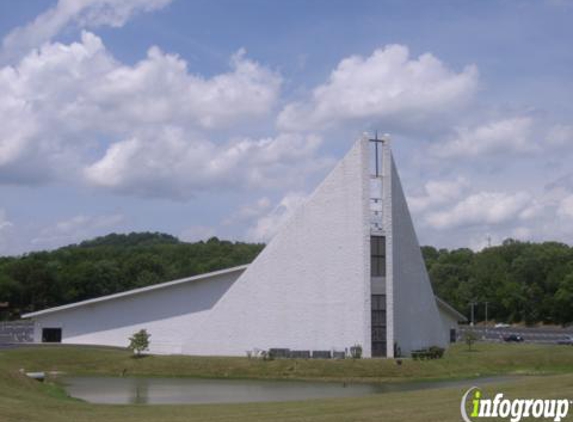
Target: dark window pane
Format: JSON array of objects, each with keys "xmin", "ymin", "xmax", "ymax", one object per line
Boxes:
[
  {"xmin": 42, "ymin": 328, "xmax": 61, "ymax": 343},
  {"xmin": 371, "ymin": 257, "xmax": 377, "ymax": 276},
  {"xmin": 372, "ymin": 327, "xmax": 386, "ymax": 341},
  {"xmin": 372, "ymin": 310, "xmax": 386, "ymax": 326},
  {"xmin": 372, "ymin": 295, "xmax": 386, "ymax": 310},
  {"xmin": 371, "ymin": 294, "xmax": 387, "ymax": 357},
  {"xmin": 371, "ymin": 236, "xmax": 386, "ymax": 277},
  {"xmin": 372, "ymin": 342, "xmax": 387, "ymax": 357},
  {"xmin": 372, "ymin": 256, "xmax": 386, "ymax": 277},
  {"xmin": 371, "ymin": 236, "xmax": 386, "ymax": 257}
]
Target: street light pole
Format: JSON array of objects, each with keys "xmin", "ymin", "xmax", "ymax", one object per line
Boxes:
[
  {"xmin": 470, "ymin": 302, "xmax": 476, "ymax": 327},
  {"xmin": 484, "ymin": 301, "xmax": 489, "ymax": 338}
]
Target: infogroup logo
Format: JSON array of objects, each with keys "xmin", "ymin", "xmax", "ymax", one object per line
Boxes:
[{"xmin": 461, "ymin": 387, "xmax": 571, "ymax": 422}]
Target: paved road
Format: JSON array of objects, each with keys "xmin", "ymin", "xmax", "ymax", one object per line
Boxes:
[
  {"xmin": 459, "ymin": 326, "xmax": 573, "ymax": 344},
  {"xmin": 0, "ymin": 343, "xmax": 30, "ymax": 350}
]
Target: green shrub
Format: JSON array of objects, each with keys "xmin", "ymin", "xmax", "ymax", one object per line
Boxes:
[
  {"xmin": 350, "ymin": 344, "xmax": 362, "ymax": 359},
  {"xmin": 411, "ymin": 346, "xmax": 445, "ymax": 360},
  {"xmin": 428, "ymin": 346, "xmax": 445, "ymax": 359}
]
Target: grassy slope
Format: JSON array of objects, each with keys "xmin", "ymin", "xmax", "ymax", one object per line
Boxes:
[
  {"xmin": 4, "ymin": 343, "xmax": 573, "ymax": 381},
  {"xmin": 1, "ymin": 343, "xmax": 573, "ymax": 422}
]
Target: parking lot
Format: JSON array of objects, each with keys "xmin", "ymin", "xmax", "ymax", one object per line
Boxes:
[
  {"xmin": 0, "ymin": 321, "xmax": 34, "ymax": 345},
  {"xmin": 459, "ymin": 325, "xmax": 573, "ymax": 344}
]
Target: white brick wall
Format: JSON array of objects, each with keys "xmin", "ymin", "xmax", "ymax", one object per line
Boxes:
[
  {"xmin": 180, "ymin": 138, "xmax": 371, "ymax": 356},
  {"xmin": 32, "ymin": 139, "xmax": 372, "ymax": 356},
  {"xmin": 390, "ymin": 156, "xmax": 447, "ymax": 355}
]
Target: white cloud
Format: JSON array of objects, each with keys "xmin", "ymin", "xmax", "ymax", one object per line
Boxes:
[
  {"xmin": 88, "ymin": 46, "xmax": 281, "ymax": 130},
  {"xmin": 0, "ymin": 210, "xmax": 12, "ymax": 232},
  {"xmin": 0, "ymin": 210, "xmax": 14, "ymax": 255},
  {"xmin": 246, "ymin": 192, "xmax": 307, "ymax": 241},
  {"xmin": 430, "ymin": 117, "xmax": 536, "ymax": 159},
  {"xmin": 557, "ymin": 195, "xmax": 573, "ymax": 219},
  {"xmin": 467, "ymin": 233, "xmax": 502, "ymax": 252},
  {"xmin": 31, "ymin": 213, "xmax": 125, "ymax": 247},
  {"xmin": 0, "ymin": 32, "xmax": 283, "ymax": 187},
  {"xmin": 222, "ymin": 197, "xmax": 272, "ymax": 226},
  {"xmin": 511, "ymin": 226, "xmax": 533, "ymax": 240},
  {"xmin": 518, "ymin": 200, "xmax": 544, "ymax": 220},
  {"xmin": 425, "ymin": 191, "xmax": 534, "ymax": 230},
  {"xmin": 2, "ymin": 32, "xmax": 280, "ymax": 133},
  {"xmin": 180, "ymin": 225, "xmax": 217, "ymax": 242},
  {"xmin": 84, "ymin": 130, "xmax": 327, "ymax": 198},
  {"xmin": 408, "ymin": 177, "xmax": 469, "ymax": 213},
  {"xmin": 277, "ymin": 44, "xmax": 478, "ymax": 131},
  {"xmin": 1, "ymin": 0, "xmax": 172, "ymax": 63},
  {"xmin": 546, "ymin": 124, "xmax": 573, "ymax": 148}
]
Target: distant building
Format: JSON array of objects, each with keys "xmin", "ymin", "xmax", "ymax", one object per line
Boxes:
[{"xmin": 23, "ymin": 136, "xmax": 465, "ymax": 357}]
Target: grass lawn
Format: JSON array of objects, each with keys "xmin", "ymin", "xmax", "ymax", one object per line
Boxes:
[{"xmin": 1, "ymin": 343, "xmax": 573, "ymax": 421}]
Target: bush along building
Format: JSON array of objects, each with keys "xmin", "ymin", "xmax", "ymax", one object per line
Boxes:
[{"xmin": 23, "ymin": 135, "xmax": 465, "ymax": 358}]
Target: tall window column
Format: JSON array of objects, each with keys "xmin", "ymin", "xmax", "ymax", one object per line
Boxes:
[{"xmin": 371, "ymin": 236, "xmax": 386, "ymax": 357}]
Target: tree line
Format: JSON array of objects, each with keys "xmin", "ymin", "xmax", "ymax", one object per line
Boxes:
[
  {"xmin": 423, "ymin": 239, "xmax": 573, "ymax": 326},
  {"xmin": 0, "ymin": 232, "xmax": 264, "ymax": 319},
  {"xmin": 0, "ymin": 233, "xmax": 572, "ymax": 325}
]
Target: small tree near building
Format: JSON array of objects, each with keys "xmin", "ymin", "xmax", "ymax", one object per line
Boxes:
[
  {"xmin": 128, "ymin": 329, "xmax": 151, "ymax": 357},
  {"xmin": 463, "ymin": 330, "xmax": 478, "ymax": 352}
]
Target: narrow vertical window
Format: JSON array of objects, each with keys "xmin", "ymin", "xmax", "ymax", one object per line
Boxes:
[
  {"xmin": 370, "ymin": 236, "xmax": 386, "ymax": 277},
  {"xmin": 370, "ymin": 294, "xmax": 386, "ymax": 357},
  {"xmin": 371, "ymin": 236, "xmax": 387, "ymax": 357}
]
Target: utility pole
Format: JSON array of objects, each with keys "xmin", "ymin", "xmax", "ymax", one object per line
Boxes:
[
  {"xmin": 484, "ymin": 301, "xmax": 489, "ymax": 340},
  {"xmin": 470, "ymin": 302, "xmax": 476, "ymax": 327}
]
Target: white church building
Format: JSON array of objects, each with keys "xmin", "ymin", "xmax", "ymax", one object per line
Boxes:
[{"xmin": 23, "ymin": 136, "xmax": 465, "ymax": 358}]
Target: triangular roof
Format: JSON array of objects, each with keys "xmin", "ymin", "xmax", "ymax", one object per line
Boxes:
[
  {"xmin": 22, "ymin": 262, "xmax": 464, "ymax": 322},
  {"xmin": 22, "ymin": 136, "xmax": 467, "ymax": 357}
]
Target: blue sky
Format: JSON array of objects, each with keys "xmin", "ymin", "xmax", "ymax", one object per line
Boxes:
[{"xmin": 0, "ymin": 0, "xmax": 572, "ymax": 255}]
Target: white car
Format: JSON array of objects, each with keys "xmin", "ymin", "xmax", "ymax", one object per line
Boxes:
[
  {"xmin": 557, "ymin": 336, "xmax": 573, "ymax": 345},
  {"xmin": 495, "ymin": 323, "xmax": 510, "ymax": 328}
]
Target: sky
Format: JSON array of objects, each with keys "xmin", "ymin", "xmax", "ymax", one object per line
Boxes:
[{"xmin": 0, "ymin": 0, "xmax": 572, "ymax": 255}]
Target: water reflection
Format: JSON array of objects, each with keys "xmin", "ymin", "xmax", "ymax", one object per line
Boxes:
[
  {"xmin": 61, "ymin": 375, "xmax": 515, "ymax": 405},
  {"xmin": 132, "ymin": 378, "xmax": 149, "ymax": 404}
]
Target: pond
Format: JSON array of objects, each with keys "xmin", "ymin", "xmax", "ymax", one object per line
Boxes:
[{"xmin": 60, "ymin": 375, "xmax": 515, "ymax": 405}]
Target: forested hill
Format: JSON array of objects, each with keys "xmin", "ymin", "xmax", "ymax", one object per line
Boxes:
[
  {"xmin": 0, "ymin": 233, "xmax": 264, "ymax": 319},
  {"xmin": 1, "ymin": 234, "xmax": 572, "ymax": 325},
  {"xmin": 424, "ymin": 240, "xmax": 573, "ymax": 326}
]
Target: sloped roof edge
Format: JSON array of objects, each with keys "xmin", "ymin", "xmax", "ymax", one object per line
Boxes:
[
  {"xmin": 435, "ymin": 295, "xmax": 468, "ymax": 322},
  {"xmin": 22, "ymin": 264, "xmax": 249, "ymax": 319}
]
